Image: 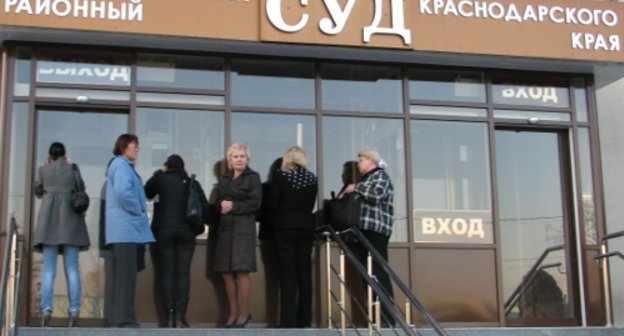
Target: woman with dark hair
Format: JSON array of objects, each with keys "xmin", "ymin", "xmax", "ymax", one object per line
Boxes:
[
  {"xmin": 33, "ymin": 142, "xmax": 90, "ymax": 328},
  {"xmin": 145, "ymin": 154, "xmax": 204, "ymax": 328},
  {"xmin": 105, "ymin": 134, "xmax": 155, "ymax": 328}
]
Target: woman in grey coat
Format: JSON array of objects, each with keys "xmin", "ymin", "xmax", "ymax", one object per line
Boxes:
[
  {"xmin": 33, "ymin": 142, "xmax": 90, "ymax": 328},
  {"xmin": 214, "ymin": 142, "xmax": 261, "ymax": 328}
]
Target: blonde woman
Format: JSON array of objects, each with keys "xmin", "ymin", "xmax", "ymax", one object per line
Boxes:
[
  {"xmin": 267, "ymin": 146, "xmax": 318, "ymax": 328},
  {"xmin": 214, "ymin": 143, "xmax": 262, "ymax": 328}
]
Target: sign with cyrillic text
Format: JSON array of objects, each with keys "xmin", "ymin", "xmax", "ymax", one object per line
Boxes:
[
  {"xmin": 413, "ymin": 210, "xmax": 493, "ymax": 244},
  {"xmin": 1, "ymin": 0, "xmax": 622, "ymax": 62}
]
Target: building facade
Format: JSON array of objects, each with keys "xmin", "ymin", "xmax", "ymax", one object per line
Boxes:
[{"xmin": 1, "ymin": 0, "xmax": 624, "ymax": 329}]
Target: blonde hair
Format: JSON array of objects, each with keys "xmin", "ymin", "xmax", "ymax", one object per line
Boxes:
[
  {"xmin": 226, "ymin": 142, "xmax": 251, "ymax": 170},
  {"xmin": 358, "ymin": 149, "xmax": 381, "ymax": 165},
  {"xmin": 281, "ymin": 146, "xmax": 308, "ymax": 171}
]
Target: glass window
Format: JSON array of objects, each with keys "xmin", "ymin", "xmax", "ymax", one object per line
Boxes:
[
  {"xmin": 321, "ymin": 63, "xmax": 402, "ymax": 113},
  {"xmin": 136, "ymin": 108, "xmax": 225, "ymax": 230},
  {"xmin": 573, "ymin": 78, "xmax": 589, "ymax": 122},
  {"xmin": 410, "ymin": 105, "xmax": 487, "ymax": 118},
  {"xmin": 492, "ymin": 75, "xmax": 570, "ymax": 108},
  {"xmin": 408, "ymin": 69, "xmax": 485, "ymax": 103},
  {"xmin": 13, "ymin": 47, "xmax": 31, "ymax": 96},
  {"xmin": 411, "ymin": 120, "xmax": 492, "ymax": 243},
  {"xmin": 6, "ymin": 103, "xmax": 29, "ymax": 230},
  {"xmin": 36, "ymin": 88, "xmax": 130, "ymax": 102},
  {"xmin": 231, "ymin": 59, "xmax": 314, "ymax": 109},
  {"xmin": 578, "ymin": 128, "xmax": 597, "ymax": 245},
  {"xmin": 493, "ymin": 109, "xmax": 570, "ymax": 122},
  {"xmin": 322, "ymin": 116, "xmax": 407, "ymax": 242},
  {"xmin": 231, "ymin": 112, "xmax": 316, "ymax": 180},
  {"xmin": 136, "ymin": 92, "xmax": 224, "ymax": 106},
  {"xmin": 137, "ymin": 54, "xmax": 224, "ymax": 90}
]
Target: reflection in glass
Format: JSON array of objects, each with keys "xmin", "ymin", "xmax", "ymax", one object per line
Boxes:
[
  {"xmin": 493, "ymin": 109, "xmax": 570, "ymax": 122},
  {"xmin": 231, "ymin": 59, "xmax": 314, "ymax": 109},
  {"xmin": 578, "ymin": 128, "xmax": 597, "ymax": 245},
  {"xmin": 410, "ymin": 105, "xmax": 486, "ymax": 118},
  {"xmin": 136, "ymin": 92, "xmax": 224, "ymax": 106},
  {"xmin": 36, "ymin": 88, "xmax": 130, "ymax": 102},
  {"xmin": 137, "ymin": 54, "xmax": 224, "ymax": 90},
  {"xmin": 7, "ymin": 103, "xmax": 28, "ymax": 229},
  {"xmin": 492, "ymin": 81, "xmax": 570, "ymax": 108},
  {"xmin": 33, "ymin": 110, "xmax": 128, "ymax": 318},
  {"xmin": 321, "ymin": 63, "xmax": 402, "ymax": 113},
  {"xmin": 322, "ymin": 116, "xmax": 407, "ymax": 242},
  {"xmin": 411, "ymin": 120, "xmax": 490, "ymax": 210},
  {"xmin": 409, "ymin": 69, "xmax": 485, "ymax": 103},
  {"xmin": 573, "ymin": 78, "xmax": 589, "ymax": 122},
  {"xmin": 14, "ymin": 47, "xmax": 31, "ymax": 96},
  {"xmin": 496, "ymin": 130, "xmax": 573, "ymax": 320},
  {"xmin": 231, "ymin": 112, "xmax": 316, "ymax": 181},
  {"xmin": 411, "ymin": 120, "xmax": 492, "ymax": 242},
  {"xmin": 136, "ymin": 108, "xmax": 224, "ymax": 195}
]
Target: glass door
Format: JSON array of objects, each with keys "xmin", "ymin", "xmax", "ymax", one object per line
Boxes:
[
  {"xmin": 31, "ymin": 108, "xmax": 128, "ymax": 326},
  {"xmin": 495, "ymin": 129, "xmax": 578, "ymax": 326}
]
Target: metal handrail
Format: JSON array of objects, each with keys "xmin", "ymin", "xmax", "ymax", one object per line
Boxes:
[
  {"xmin": 322, "ymin": 225, "xmax": 448, "ymax": 336},
  {"xmin": 594, "ymin": 230, "xmax": 624, "ymax": 327},
  {"xmin": 0, "ymin": 217, "xmax": 19, "ymax": 335},
  {"xmin": 503, "ymin": 244, "xmax": 564, "ymax": 312}
]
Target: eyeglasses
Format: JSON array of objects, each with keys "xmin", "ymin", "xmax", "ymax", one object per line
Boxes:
[{"xmin": 128, "ymin": 143, "xmax": 140, "ymax": 150}]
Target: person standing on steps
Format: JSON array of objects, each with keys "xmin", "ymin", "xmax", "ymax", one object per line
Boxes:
[
  {"xmin": 213, "ymin": 142, "xmax": 262, "ymax": 328},
  {"xmin": 33, "ymin": 141, "xmax": 90, "ymax": 328}
]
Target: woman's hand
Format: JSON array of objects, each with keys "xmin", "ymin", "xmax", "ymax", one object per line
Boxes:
[{"xmin": 220, "ymin": 200, "xmax": 233, "ymax": 215}]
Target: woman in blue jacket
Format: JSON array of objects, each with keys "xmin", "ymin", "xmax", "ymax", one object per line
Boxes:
[{"xmin": 105, "ymin": 134, "xmax": 155, "ymax": 328}]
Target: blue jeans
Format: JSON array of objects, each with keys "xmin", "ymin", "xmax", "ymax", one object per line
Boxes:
[{"xmin": 40, "ymin": 245, "xmax": 81, "ymax": 314}]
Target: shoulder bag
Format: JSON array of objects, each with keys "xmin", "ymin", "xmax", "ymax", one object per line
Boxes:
[
  {"xmin": 71, "ymin": 164, "xmax": 90, "ymax": 213},
  {"xmin": 186, "ymin": 174, "xmax": 208, "ymax": 235},
  {"xmin": 327, "ymin": 192, "xmax": 362, "ymax": 232}
]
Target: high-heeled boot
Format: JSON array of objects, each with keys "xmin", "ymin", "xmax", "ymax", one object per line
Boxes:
[
  {"xmin": 166, "ymin": 308, "xmax": 176, "ymax": 328},
  {"xmin": 41, "ymin": 311, "xmax": 51, "ymax": 327},
  {"xmin": 68, "ymin": 312, "xmax": 79, "ymax": 328}
]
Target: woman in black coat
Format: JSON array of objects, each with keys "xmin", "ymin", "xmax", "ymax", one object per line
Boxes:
[
  {"xmin": 267, "ymin": 146, "xmax": 318, "ymax": 328},
  {"xmin": 214, "ymin": 143, "xmax": 262, "ymax": 328},
  {"xmin": 145, "ymin": 154, "xmax": 200, "ymax": 328}
]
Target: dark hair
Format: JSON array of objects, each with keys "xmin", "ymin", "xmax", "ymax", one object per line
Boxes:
[
  {"xmin": 48, "ymin": 142, "xmax": 66, "ymax": 161},
  {"xmin": 164, "ymin": 154, "xmax": 188, "ymax": 179},
  {"xmin": 112, "ymin": 134, "xmax": 139, "ymax": 156}
]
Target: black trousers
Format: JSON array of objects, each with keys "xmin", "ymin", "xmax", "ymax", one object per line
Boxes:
[
  {"xmin": 111, "ymin": 243, "xmax": 139, "ymax": 326},
  {"xmin": 274, "ymin": 229, "xmax": 314, "ymax": 327},
  {"xmin": 154, "ymin": 227, "xmax": 196, "ymax": 317},
  {"xmin": 354, "ymin": 230, "xmax": 395, "ymax": 326}
]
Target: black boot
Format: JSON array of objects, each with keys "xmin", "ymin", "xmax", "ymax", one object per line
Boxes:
[
  {"xmin": 166, "ymin": 309, "xmax": 176, "ymax": 328},
  {"xmin": 41, "ymin": 311, "xmax": 51, "ymax": 327},
  {"xmin": 68, "ymin": 312, "xmax": 79, "ymax": 328}
]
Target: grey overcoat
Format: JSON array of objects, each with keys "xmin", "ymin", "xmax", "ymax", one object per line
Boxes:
[
  {"xmin": 32, "ymin": 159, "xmax": 91, "ymax": 252},
  {"xmin": 213, "ymin": 166, "xmax": 261, "ymax": 272}
]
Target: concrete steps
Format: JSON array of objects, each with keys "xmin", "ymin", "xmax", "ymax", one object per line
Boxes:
[{"xmin": 15, "ymin": 326, "xmax": 624, "ymax": 336}]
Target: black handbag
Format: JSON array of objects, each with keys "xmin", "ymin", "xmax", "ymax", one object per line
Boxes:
[
  {"xmin": 71, "ymin": 164, "xmax": 90, "ymax": 213},
  {"xmin": 326, "ymin": 192, "xmax": 362, "ymax": 232},
  {"xmin": 186, "ymin": 174, "xmax": 208, "ymax": 235}
]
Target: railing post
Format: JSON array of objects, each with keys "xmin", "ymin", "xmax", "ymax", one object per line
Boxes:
[
  {"xmin": 405, "ymin": 301, "xmax": 411, "ymax": 326},
  {"xmin": 367, "ymin": 252, "xmax": 373, "ymax": 336},
  {"xmin": 600, "ymin": 242, "xmax": 613, "ymax": 326},
  {"xmin": 325, "ymin": 235, "xmax": 332, "ymax": 329},
  {"xmin": 339, "ymin": 251, "xmax": 346, "ymax": 336}
]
